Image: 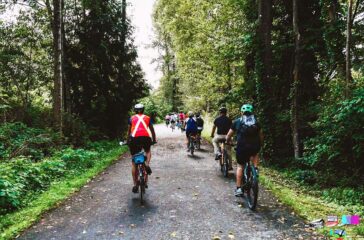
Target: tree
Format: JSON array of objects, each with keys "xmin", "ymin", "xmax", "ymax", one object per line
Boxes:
[{"xmin": 52, "ymin": 0, "xmax": 64, "ymax": 134}]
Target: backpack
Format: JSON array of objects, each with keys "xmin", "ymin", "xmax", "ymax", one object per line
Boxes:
[
  {"xmin": 196, "ymin": 117, "xmax": 204, "ymax": 127},
  {"xmin": 237, "ymin": 115, "xmax": 259, "ymax": 144},
  {"xmin": 186, "ymin": 118, "xmax": 198, "ymax": 132}
]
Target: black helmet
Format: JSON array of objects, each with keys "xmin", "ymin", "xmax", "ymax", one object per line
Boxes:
[
  {"xmin": 196, "ymin": 112, "xmax": 201, "ymax": 117},
  {"xmin": 219, "ymin": 107, "xmax": 227, "ymax": 114}
]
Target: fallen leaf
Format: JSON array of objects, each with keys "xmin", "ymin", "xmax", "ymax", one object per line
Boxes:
[
  {"xmin": 212, "ymin": 236, "xmax": 221, "ymax": 240},
  {"xmin": 82, "ymin": 230, "xmax": 87, "ymax": 234},
  {"xmin": 170, "ymin": 232, "xmax": 177, "ymax": 237},
  {"xmin": 228, "ymin": 233, "xmax": 235, "ymax": 239},
  {"xmin": 130, "ymin": 224, "xmax": 136, "ymax": 228}
]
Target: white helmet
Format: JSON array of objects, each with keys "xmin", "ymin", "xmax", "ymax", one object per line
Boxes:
[
  {"xmin": 188, "ymin": 111, "xmax": 194, "ymax": 117},
  {"xmin": 134, "ymin": 103, "xmax": 144, "ymax": 112}
]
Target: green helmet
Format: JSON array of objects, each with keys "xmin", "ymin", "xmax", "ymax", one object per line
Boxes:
[{"xmin": 241, "ymin": 104, "xmax": 253, "ymax": 113}]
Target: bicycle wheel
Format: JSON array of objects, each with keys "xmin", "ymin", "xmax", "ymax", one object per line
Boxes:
[
  {"xmin": 246, "ymin": 165, "xmax": 258, "ymax": 210},
  {"xmin": 222, "ymin": 150, "xmax": 228, "ymax": 178},
  {"xmin": 139, "ymin": 167, "xmax": 145, "ymax": 204}
]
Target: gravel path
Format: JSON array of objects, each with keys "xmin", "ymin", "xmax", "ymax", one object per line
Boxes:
[{"xmin": 20, "ymin": 125, "xmax": 321, "ymax": 240}]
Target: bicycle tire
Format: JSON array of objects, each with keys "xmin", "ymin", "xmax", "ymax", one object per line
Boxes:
[
  {"xmin": 246, "ymin": 166, "xmax": 258, "ymax": 210},
  {"xmin": 139, "ymin": 166, "xmax": 145, "ymax": 204},
  {"xmin": 222, "ymin": 150, "xmax": 228, "ymax": 177}
]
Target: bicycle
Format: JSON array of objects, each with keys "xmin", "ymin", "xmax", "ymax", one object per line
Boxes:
[
  {"xmin": 170, "ymin": 121, "xmax": 176, "ymax": 132},
  {"xmin": 240, "ymin": 156, "xmax": 259, "ymax": 210},
  {"xmin": 188, "ymin": 134, "xmax": 196, "ymax": 155},
  {"xmin": 217, "ymin": 140, "xmax": 229, "ymax": 178},
  {"xmin": 120, "ymin": 141, "xmax": 156, "ymax": 205},
  {"xmin": 196, "ymin": 127, "xmax": 203, "ymax": 150},
  {"xmin": 132, "ymin": 152, "xmax": 148, "ymax": 204}
]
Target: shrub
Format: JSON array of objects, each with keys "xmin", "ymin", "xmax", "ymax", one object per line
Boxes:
[
  {"xmin": 0, "ymin": 144, "xmax": 104, "ymax": 213},
  {"xmin": 0, "ymin": 122, "xmax": 59, "ymax": 161},
  {"xmin": 304, "ymin": 87, "xmax": 364, "ymax": 187}
]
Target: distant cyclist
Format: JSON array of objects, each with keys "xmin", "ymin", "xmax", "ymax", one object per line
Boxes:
[
  {"xmin": 226, "ymin": 104, "xmax": 263, "ymax": 197},
  {"xmin": 211, "ymin": 107, "xmax": 232, "ymax": 169},
  {"xmin": 127, "ymin": 104, "xmax": 157, "ymax": 193},
  {"xmin": 179, "ymin": 111, "xmax": 186, "ymax": 127},
  {"xmin": 170, "ymin": 113, "xmax": 177, "ymax": 130},
  {"xmin": 196, "ymin": 112, "xmax": 204, "ymax": 135},
  {"xmin": 184, "ymin": 111, "xmax": 198, "ymax": 151},
  {"xmin": 165, "ymin": 114, "xmax": 171, "ymax": 126}
]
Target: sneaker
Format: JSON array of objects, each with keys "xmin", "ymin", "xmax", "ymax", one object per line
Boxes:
[
  {"xmin": 235, "ymin": 187, "xmax": 243, "ymax": 197},
  {"xmin": 145, "ymin": 165, "xmax": 152, "ymax": 175},
  {"xmin": 132, "ymin": 186, "xmax": 138, "ymax": 193}
]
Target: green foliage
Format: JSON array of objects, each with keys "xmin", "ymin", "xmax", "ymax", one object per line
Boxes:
[
  {"xmin": 0, "ymin": 122, "xmax": 59, "ymax": 161},
  {"xmin": 322, "ymin": 187, "xmax": 364, "ymax": 207},
  {"xmin": 304, "ymin": 87, "xmax": 364, "ymax": 186},
  {"xmin": 0, "ymin": 141, "xmax": 113, "ymax": 214}
]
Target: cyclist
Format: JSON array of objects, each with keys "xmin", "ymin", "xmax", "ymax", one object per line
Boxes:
[
  {"xmin": 196, "ymin": 112, "xmax": 204, "ymax": 136},
  {"xmin": 127, "ymin": 103, "xmax": 157, "ymax": 193},
  {"xmin": 210, "ymin": 107, "xmax": 232, "ymax": 169},
  {"xmin": 179, "ymin": 111, "xmax": 186, "ymax": 129},
  {"xmin": 226, "ymin": 104, "xmax": 263, "ymax": 197},
  {"xmin": 184, "ymin": 111, "xmax": 198, "ymax": 151},
  {"xmin": 170, "ymin": 113, "xmax": 177, "ymax": 130},
  {"xmin": 165, "ymin": 114, "xmax": 171, "ymax": 126}
]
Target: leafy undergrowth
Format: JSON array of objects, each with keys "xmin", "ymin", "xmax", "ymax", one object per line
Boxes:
[
  {"xmin": 260, "ymin": 167, "xmax": 364, "ymax": 239},
  {"xmin": 0, "ymin": 142, "xmax": 127, "ymax": 240}
]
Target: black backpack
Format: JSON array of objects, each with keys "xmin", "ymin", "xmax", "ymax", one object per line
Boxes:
[{"xmin": 237, "ymin": 115, "xmax": 259, "ymax": 144}]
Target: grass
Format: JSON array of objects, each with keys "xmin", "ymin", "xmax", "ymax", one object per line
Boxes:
[
  {"xmin": 0, "ymin": 146, "xmax": 127, "ymax": 240},
  {"xmin": 260, "ymin": 167, "xmax": 364, "ymax": 239}
]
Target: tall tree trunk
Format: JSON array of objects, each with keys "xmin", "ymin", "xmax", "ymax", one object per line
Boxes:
[
  {"xmin": 256, "ymin": 0, "xmax": 273, "ymax": 160},
  {"xmin": 53, "ymin": 0, "xmax": 64, "ymax": 135},
  {"xmin": 292, "ymin": 0, "xmax": 302, "ymax": 158},
  {"xmin": 345, "ymin": 0, "xmax": 353, "ymax": 97}
]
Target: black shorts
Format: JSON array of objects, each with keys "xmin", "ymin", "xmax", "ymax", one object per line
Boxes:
[
  {"xmin": 236, "ymin": 144, "xmax": 261, "ymax": 165},
  {"xmin": 186, "ymin": 131, "xmax": 197, "ymax": 138},
  {"xmin": 129, "ymin": 137, "xmax": 152, "ymax": 156}
]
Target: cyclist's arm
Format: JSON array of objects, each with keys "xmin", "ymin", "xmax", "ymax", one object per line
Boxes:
[
  {"xmin": 150, "ymin": 124, "xmax": 156, "ymax": 143},
  {"xmin": 211, "ymin": 125, "xmax": 216, "ymax": 138},
  {"xmin": 226, "ymin": 129, "xmax": 235, "ymax": 143}
]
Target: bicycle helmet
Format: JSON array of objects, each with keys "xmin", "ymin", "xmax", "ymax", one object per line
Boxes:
[
  {"xmin": 196, "ymin": 112, "xmax": 201, "ymax": 117},
  {"xmin": 188, "ymin": 111, "xmax": 194, "ymax": 117},
  {"xmin": 219, "ymin": 107, "xmax": 227, "ymax": 114},
  {"xmin": 134, "ymin": 103, "xmax": 144, "ymax": 113},
  {"xmin": 241, "ymin": 104, "xmax": 253, "ymax": 113}
]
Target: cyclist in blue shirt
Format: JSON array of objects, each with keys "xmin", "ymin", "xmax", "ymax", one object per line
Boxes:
[{"xmin": 184, "ymin": 111, "xmax": 198, "ymax": 151}]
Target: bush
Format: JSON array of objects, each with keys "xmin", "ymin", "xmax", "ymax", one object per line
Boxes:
[
  {"xmin": 0, "ymin": 143, "xmax": 107, "ymax": 214},
  {"xmin": 0, "ymin": 122, "xmax": 59, "ymax": 161},
  {"xmin": 304, "ymin": 87, "xmax": 364, "ymax": 187}
]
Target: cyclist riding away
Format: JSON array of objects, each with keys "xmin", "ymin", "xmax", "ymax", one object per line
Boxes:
[
  {"xmin": 165, "ymin": 113, "xmax": 171, "ymax": 126},
  {"xmin": 196, "ymin": 112, "xmax": 204, "ymax": 136},
  {"xmin": 184, "ymin": 111, "xmax": 198, "ymax": 151},
  {"xmin": 211, "ymin": 107, "xmax": 232, "ymax": 169},
  {"xmin": 127, "ymin": 104, "xmax": 157, "ymax": 193},
  {"xmin": 226, "ymin": 104, "xmax": 263, "ymax": 197},
  {"xmin": 179, "ymin": 111, "xmax": 186, "ymax": 128}
]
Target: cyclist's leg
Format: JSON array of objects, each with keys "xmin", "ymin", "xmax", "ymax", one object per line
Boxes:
[
  {"xmin": 212, "ymin": 136, "xmax": 220, "ymax": 156},
  {"xmin": 186, "ymin": 131, "xmax": 190, "ymax": 149},
  {"xmin": 129, "ymin": 138, "xmax": 141, "ymax": 190},
  {"xmin": 225, "ymin": 141, "xmax": 233, "ymax": 169}
]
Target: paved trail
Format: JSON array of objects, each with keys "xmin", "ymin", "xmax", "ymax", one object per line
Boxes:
[{"xmin": 20, "ymin": 125, "xmax": 321, "ymax": 240}]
